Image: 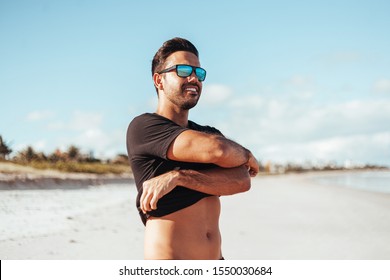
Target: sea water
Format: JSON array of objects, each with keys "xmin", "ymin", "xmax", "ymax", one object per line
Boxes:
[{"xmin": 312, "ymin": 170, "xmax": 390, "ymax": 194}]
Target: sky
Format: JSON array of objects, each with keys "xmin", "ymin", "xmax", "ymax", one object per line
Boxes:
[{"xmin": 1, "ymin": 0, "xmax": 390, "ymax": 167}]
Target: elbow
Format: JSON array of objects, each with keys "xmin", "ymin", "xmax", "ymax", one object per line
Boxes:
[
  {"xmin": 210, "ymin": 138, "xmax": 231, "ymax": 167},
  {"xmin": 236, "ymin": 166, "xmax": 251, "ymax": 193},
  {"xmin": 231, "ymin": 176, "xmax": 250, "ymax": 195},
  {"xmin": 209, "ymin": 137, "xmax": 249, "ymax": 168},
  {"xmin": 241, "ymin": 173, "xmax": 251, "ymax": 193}
]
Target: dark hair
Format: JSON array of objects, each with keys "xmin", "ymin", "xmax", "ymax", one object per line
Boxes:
[{"xmin": 151, "ymin": 37, "xmax": 199, "ymax": 76}]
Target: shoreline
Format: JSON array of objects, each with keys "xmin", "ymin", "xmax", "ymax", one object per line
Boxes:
[
  {"xmin": 0, "ymin": 161, "xmax": 133, "ymax": 189},
  {"xmin": 0, "ymin": 175, "xmax": 133, "ymax": 190},
  {"xmin": 2, "ymin": 161, "xmax": 387, "ymax": 189}
]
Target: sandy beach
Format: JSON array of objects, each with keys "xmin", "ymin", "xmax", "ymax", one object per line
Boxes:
[{"xmin": 1, "ymin": 163, "xmax": 390, "ymax": 260}]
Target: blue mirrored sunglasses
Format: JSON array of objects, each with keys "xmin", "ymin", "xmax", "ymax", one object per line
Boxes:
[{"xmin": 158, "ymin": 64, "xmax": 206, "ymax": 82}]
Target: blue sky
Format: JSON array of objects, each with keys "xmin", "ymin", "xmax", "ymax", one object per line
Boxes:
[{"xmin": 1, "ymin": 0, "xmax": 390, "ymax": 166}]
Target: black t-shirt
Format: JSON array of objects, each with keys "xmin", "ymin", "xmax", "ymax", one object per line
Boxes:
[{"xmin": 126, "ymin": 113, "xmax": 223, "ymax": 225}]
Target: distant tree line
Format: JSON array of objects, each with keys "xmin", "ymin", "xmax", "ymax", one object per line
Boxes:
[
  {"xmin": 0, "ymin": 135, "xmax": 12, "ymax": 160},
  {"xmin": 1, "ymin": 134, "xmax": 387, "ymax": 172},
  {"xmin": 0, "ymin": 135, "xmax": 128, "ymax": 165}
]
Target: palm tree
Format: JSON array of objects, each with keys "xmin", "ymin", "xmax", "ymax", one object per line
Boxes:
[
  {"xmin": 67, "ymin": 145, "xmax": 81, "ymax": 161},
  {"xmin": 0, "ymin": 135, "xmax": 13, "ymax": 160},
  {"xmin": 16, "ymin": 146, "xmax": 38, "ymax": 162}
]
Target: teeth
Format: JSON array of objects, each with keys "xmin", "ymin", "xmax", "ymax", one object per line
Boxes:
[{"xmin": 186, "ymin": 87, "xmax": 197, "ymax": 92}]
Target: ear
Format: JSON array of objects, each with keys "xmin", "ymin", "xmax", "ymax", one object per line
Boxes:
[{"xmin": 153, "ymin": 73, "xmax": 164, "ymax": 91}]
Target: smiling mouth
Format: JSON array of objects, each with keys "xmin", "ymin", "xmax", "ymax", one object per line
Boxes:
[
  {"xmin": 183, "ymin": 84, "xmax": 199, "ymax": 94},
  {"xmin": 186, "ymin": 88, "xmax": 198, "ymax": 93}
]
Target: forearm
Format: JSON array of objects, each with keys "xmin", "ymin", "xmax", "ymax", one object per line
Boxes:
[
  {"xmin": 140, "ymin": 165, "xmax": 251, "ymax": 212},
  {"xmin": 176, "ymin": 165, "xmax": 251, "ymax": 196}
]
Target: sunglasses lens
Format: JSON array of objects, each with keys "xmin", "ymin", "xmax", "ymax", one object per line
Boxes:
[
  {"xmin": 195, "ymin": 68, "xmax": 206, "ymax": 81},
  {"xmin": 176, "ymin": 65, "xmax": 193, "ymax": 78},
  {"xmin": 175, "ymin": 65, "xmax": 206, "ymax": 82}
]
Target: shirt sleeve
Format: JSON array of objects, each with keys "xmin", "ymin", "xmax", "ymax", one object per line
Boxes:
[{"xmin": 127, "ymin": 114, "xmax": 189, "ymax": 160}]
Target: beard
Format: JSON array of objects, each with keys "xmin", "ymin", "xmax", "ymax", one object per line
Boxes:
[
  {"xmin": 165, "ymin": 87, "xmax": 201, "ymax": 110},
  {"xmin": 180, "ymin": 99, "xmax": 198, "ymax": 110},
  {"xmin": 169, "ymin": 97, "xmax": 198, "ymax": 110}
]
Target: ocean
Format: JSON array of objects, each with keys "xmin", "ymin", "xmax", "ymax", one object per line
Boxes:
[{"xmin": 312, "ymin": 170, "xmax": 390, "ymax": 194}]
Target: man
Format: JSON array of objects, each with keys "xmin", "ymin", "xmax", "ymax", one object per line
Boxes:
[{"xmin": 126, "ymin": 37, "xmax": 259, "ymax": 259}]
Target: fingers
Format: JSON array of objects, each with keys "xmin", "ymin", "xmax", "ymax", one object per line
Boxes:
[
  {"xmin": 150, "ymin": 196, "xmax": 158, "ymax": 211},
  {"xmin": 139, "ymin": 186, "xmax": 149, "ymax": 213},
  {"xmin": 140, "ymin": 190, "xmax": 157, "ymax": 213},
  {"xmin": 139, "ymin": 171, "xmax": 179, "ymax": 213},
  {"xmin": 246, "ymin": 166, "xmax": 257, "ymax": 177},
  {"xmin": 140, "ymin": 182, "xmax": 158, "ymax": 213},
  {"xmin": 247, "ymin": 152, "xmax": 260, "ymax": 177},
  {"xmin": 249, "ymin": 168, "xmax": 258, "ymax": 177}
]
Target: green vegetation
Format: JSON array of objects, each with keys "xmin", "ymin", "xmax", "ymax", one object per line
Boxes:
[
  {"xmin": 0, "ymin": 136, "xmax": 12, "ymax": 160},
  {"xmin": 16, "ymin": 160, "xmax": 130, "ymax": 175},
  {"xmin": 0, "ymin": 134, "xmax": 130, "ymax": 175},
  {"xmin": 260, "ymin": 160, "xmax": 388, "ymax": 175}
]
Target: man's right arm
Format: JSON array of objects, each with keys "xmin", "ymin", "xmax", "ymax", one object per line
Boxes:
[{"xmin": 167, "ymin": 130, "xmax": 259, "ymax": 175}]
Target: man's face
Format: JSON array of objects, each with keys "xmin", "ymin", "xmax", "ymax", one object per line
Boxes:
[{"xmin": 159, "ymin": 51, "xmax": 203, "ymax": 110}]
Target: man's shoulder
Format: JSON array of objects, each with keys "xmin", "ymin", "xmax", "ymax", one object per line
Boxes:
[
  {"xmin": 188, "ymin": 120, "xmax": 223, "ymax": 136},
  {"xmin": 130, "ymin": 113, "xmax": 176, "ymax": 125},
  {"xmin": 127, "ymin": 113, "xmax": 183, "ymax": 137},
  {"xmin": 131, "ymin": 113, "xmax": 154, "ymax": 123},
  {"xmin": 130, "ymin": 113, "xmax": 161, "ymax": 127}
]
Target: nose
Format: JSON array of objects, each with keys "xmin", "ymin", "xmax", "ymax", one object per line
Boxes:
[{"xmin": 187, "ymin": 70, "xmax": 199, "ymax": 82}]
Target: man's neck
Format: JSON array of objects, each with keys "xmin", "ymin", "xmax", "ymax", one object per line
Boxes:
[{"xmin": 155, "ymin": 106, "xmax": 189, "ymax": 127}]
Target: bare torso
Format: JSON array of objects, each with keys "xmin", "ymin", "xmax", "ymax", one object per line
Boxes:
[{"xmin": 144, "ymin": 196, "xmax": 222, "ymax": 259}]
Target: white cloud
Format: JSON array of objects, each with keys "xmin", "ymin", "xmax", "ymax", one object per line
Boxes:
[
  {"xmin": 46, "ymin": 111, "xmax": 103, "ymax": 131},
  {"xmin": 373, "ymin": 79, "xmax": 390, "ymax": 94},
  {"xmin": 26, "ymin": 110, "xmax": 54, "ymax": 122},
  {"xmin": 230, "ymin": 95, "xmax": 265, "ymax": 109},
  {"xmin": 201, "ymin": 84, "xmax": 233, "ymax": 105},
  {"xmin": 52, "ymin": 126, "xmax": 125, "ymax": 159},
  {"xmin": 283, "ymin": 75, "xmax": 316, "ymax": 100},
  {"xmin": 68, "ymin": 111, "xmax": 103, "ymax": 131},
  {"xmin": 63, "ymin": 113, "xmax": 124, "ymax": 158},
  {"xmin": 32, "ymin": 110, "xmax": 125, "ymax": 158},
  {"xmin": 257, "ymin": 132, "xmax": 390, "ymax": 166},
  {"xmin": 33, "ymin": 140, "xmax": 47, "ymax": 151},
  {"xmin": 200, "ymin": 83, "xmax": 390, "ymax": 166},
  {"xmin": 47, "ymin": 121, "xmax": 66, "ymax": 130},
  {"xmin": 73, "ymin": 128, "xmax": 106, "ymax": 151},
  {"xmin": 323, "ymin": 51, "xmax": 362, "ymax": 64},
  {"xmin": 147, "ymin": 97, "xmax": 158, "ymax": 111},
  {"xmin": 285, "ymin": 75, "xmax": 312, "ymax": 87}
]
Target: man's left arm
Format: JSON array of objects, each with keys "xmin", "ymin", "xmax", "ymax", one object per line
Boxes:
[{"xmin": 140, "ymin": 165, "xmax": 251, "ymax": 213}]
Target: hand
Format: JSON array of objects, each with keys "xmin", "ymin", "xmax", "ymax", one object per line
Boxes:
[
  {"xmin": 140, "ymin": 170, "xmax": 179, "ymax": 213},
  {"xmin": 245, "ymin": 151, "xmax": 259, "ymax": 177}
]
